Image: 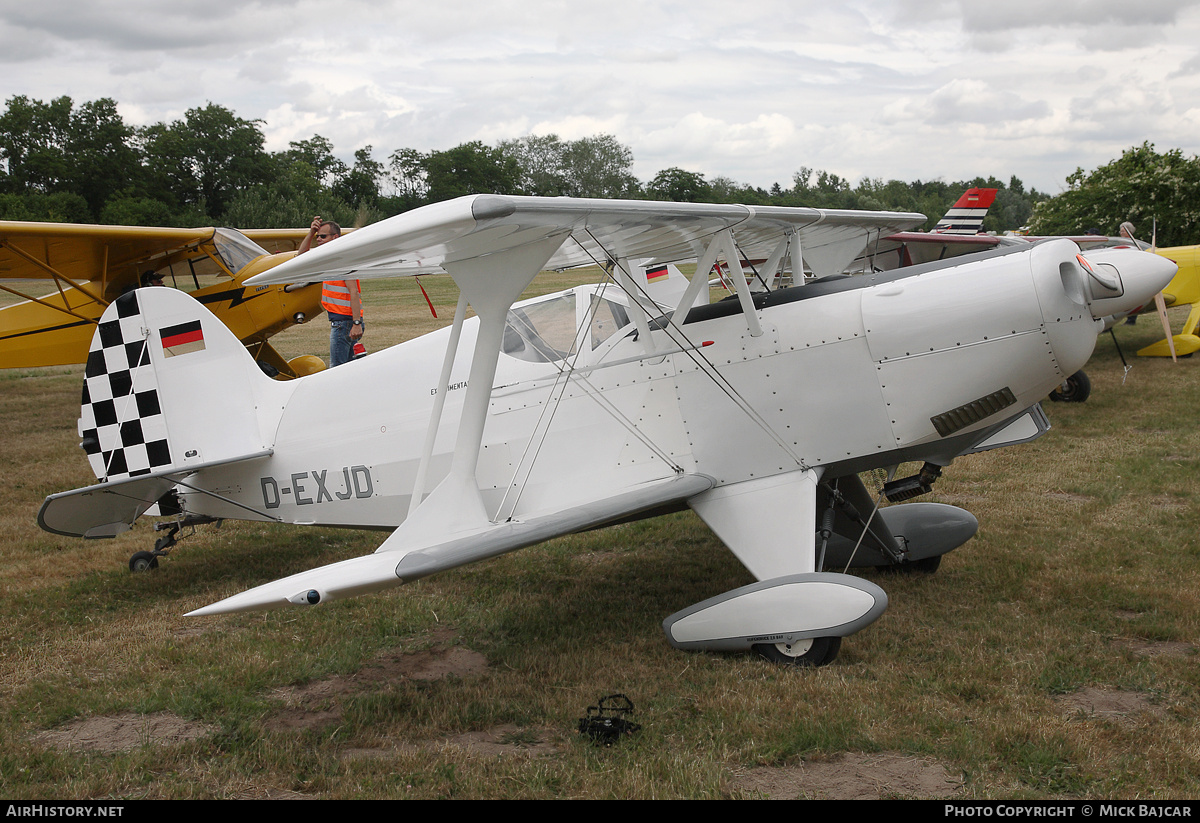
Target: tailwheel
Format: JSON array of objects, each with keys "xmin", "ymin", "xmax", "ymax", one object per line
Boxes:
[
  {"xmin": 129, "ymin": 551, "xmax": 159, "ymax": 572},
  {"xmin": 753, "ymin": 636, "xmax": 841, "ymax": 667}
]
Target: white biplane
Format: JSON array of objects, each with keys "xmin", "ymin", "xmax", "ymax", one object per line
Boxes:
[{"xmin": 38, "ymin": 196, "xmax": 1176, "ymax": 666}]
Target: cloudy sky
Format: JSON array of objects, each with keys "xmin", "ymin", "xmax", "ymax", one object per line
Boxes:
[{"xmin": 3, "ymin": 0, "xmax": 1199, "ymax": 194}]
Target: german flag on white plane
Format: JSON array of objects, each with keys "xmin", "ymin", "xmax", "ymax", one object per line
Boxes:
[{"xmin": 160, "ymin": 319, "xmax": 205, "ymax": 357}]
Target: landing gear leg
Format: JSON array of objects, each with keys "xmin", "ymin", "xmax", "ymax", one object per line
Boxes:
[
  {"xmin": 126, "ymin": 516, "xmax": 219, "ymax": 572},
  {"xmin": 128, "ymin": 523, "xmax": 178, "ymax": 573}
]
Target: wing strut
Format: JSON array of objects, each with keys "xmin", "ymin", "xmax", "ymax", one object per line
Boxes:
[
  {"xmin": 408, "ymin": 292, "xmax": 469, "ymax": 517},
  {"xmin": 716, "ymin": 229, "xmax": 763, "ymax": 338},
  {"xmin": 573, "ymin": 221, "xmax": 810, "ymax": 472},
  {"xmin": 752, "ymin": 234, "xmax": 791, "ymax": 292},
  {"xmin": 389, "ymin": 232, "xmax": 571, "ymax": 548},
  {"xmin": 0, "ymin": 281, "xmax": 101, "ymax": 325},
  {"xmin": 0, "ymin": 239, "xmax": 109, "ymax": 309},
  {"xmin": 613, "ymin": 254, "xmax": 656, "ymax": 357}
]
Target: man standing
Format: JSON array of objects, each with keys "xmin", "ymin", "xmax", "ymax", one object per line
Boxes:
[{"xmin": 298, "ymin": 215, "xmax": 364, "ymax": 367}]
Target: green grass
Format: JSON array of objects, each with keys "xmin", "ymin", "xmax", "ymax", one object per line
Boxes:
[{"xmin": 1, "ymin": 281, "xmax": 1199, "ymax": 798}]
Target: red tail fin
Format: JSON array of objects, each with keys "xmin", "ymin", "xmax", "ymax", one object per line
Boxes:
[{"xmin": 933, "ymin": 187, "xmax": 998, "ymax": 234}]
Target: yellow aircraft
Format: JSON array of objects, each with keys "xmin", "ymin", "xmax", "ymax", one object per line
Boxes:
[
  {"xmin": 0, "ymin": 222, "xmax": 326, "ymax": 378},
  {"xmin": 1136, "ymin": 244, "xmax": 1200, "ymax": 357}
]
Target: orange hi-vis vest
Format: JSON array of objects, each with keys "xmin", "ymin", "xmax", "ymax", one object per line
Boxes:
[{"xmin": 321, "ymin": 280, "xmax": 362, "ymax": 317}]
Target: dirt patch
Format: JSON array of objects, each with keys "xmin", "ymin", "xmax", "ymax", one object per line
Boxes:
[
  {"xmin": 264, "ymin": 639, "xmax": 488, "ymax": 733},
  {"xmin": 731, "ymin": 752, "xmax": 963, "ymax": 800},
  {"xmin": 1055, "ymin": 687, "xmax": 1162, "ymax": 723},
  {"xmin": 1113, "ymin": 638, "xmax": 1194, "ymax": 658},
  {"xmin": 343, "ymin": 723, "xmax": 563, "ymax": 761},
  {"xmin": 32, "ymin": 712, "xmax": 214, "ymax": 753}
]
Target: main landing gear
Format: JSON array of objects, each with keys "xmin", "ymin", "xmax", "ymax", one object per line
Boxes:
[
  {"xmin": 127, "ymin": 516, "xmax": 220, "ymax": 572},
  {"xmin": 753, "ymin": 636, "xmax": 842, "ymax": 667}
]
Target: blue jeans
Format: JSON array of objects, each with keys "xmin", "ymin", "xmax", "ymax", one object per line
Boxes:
[{"xmin": 329, "ymin": 315, "xmax": 355, "ymax": 367}]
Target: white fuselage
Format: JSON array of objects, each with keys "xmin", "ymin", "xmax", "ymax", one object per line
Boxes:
[{"xmin": 183, "ymin": 239, "xmax": 1101, "ymax": 531}]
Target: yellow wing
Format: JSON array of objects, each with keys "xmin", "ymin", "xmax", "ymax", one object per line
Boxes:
[{"xmin": 0, "ymin": 222, "xmax": 324, "ymax": 373}]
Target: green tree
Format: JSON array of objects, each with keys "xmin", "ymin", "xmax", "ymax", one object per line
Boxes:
[
  {"xmin": 65, "ymin": 99, "xmax": 143, "ymax": 218},
  {"xmin": 498, "ymin": 134, "xmax": 569, "ymax": 196},
  {"xmin": 222, "ymin": 156, "xmax": 359, "ymax": 229},
  {"xmin": 561, "ymin": 134, "xmax": 638, "ymax": 198},
  {"xmin": 98, "ymin": 193, "xmax": 178, "ymax": 226},
  {"xmin": 383, "ymin": 147, "xmax": 429, "ymax": 212},
  {"xmin": 1029, "ymin": 143, "xmax": 1200, "ymax": 245},
  {"xmin": 646, "ymin": 167, "xmax": 710, "ymax": 202},
  {"xmin": 0, "ymin": 96, "xmax": 73, "ymax": 196},
  {"xmin": 141, "ymin": 103, "xmax": 272, "ymax": 220},
  {"xmin": 333, "ymin": 145, "xmax": 383, "ymax": 207},
  {"xmin": 0, "ymin": 191, "xmax": 92, "ymax": 223},
  {"xmin": 422, "ymin": 141, "xmax": 520, "ymax": 203},
  {"xmin": 284, "ymin": 134, "xmax": 347, "ymax": 189},
  {"xmin": 0, "ymin": 95, "xmax": 143, "ymax": 219}
]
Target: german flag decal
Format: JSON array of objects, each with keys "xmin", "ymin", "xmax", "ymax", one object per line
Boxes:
[
  {"xmin": 646, "ymin": 265, "xmax": 669, "ymax": 283},
  {"xmin": 160, "ymin": 319, "xmax": 205, "ymax": 357}
]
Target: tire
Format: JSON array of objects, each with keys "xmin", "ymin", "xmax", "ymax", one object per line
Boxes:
[
  {"xmin": 1049, "ymin": 370, "xmax": 1091, "ymax": 403},
  {"xmin": 129, "ymin": 551, "xmax": 159, "ymax": 572},
  {"xmin": 753, "ymin": 636, "xmax": 841, "ymax": 667}
]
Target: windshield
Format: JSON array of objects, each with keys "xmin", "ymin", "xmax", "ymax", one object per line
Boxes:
[
  {"xmin": 503, "ymin": 293, "xmax": 578, "ymax": 363},
  {"xmin": 501, "ymin": 291, "xmax": 633, "ymax": 364},
  {"xmin": 212, "ymin": 228, "xmax": 269, "ymax": 277}
]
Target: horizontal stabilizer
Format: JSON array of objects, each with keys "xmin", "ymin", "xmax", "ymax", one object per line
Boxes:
[
  {"xmin": 39, "ymin": 450, "xmax": 272, "ymax": 538},
  {"xmin": 188, "ymin": 473, "xmax": 715, "ymax": 616}
]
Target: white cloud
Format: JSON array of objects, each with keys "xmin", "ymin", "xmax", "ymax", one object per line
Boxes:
[{"xmin": 0, "ymin": 0, "xmax": 1198, "ymax": 193}]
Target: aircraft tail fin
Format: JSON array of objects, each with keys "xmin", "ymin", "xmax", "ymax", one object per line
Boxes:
[
  {"xmin": 78, "ymin": 287, "xmax": 285, "ymax": 483},
  {"xmin": 640, "ymin": 262, "xmax": 690, "ymax": 305},
  {"xmin": 932, "ymin": 187, "xmax": 999, "ymax": 235}
]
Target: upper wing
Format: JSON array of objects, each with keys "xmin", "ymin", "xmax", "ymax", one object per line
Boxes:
[
  {"xmin": 247, "ymin": 195, "xmax": 927, "ymax": 287},
  {"xmin": 0, "ymin": 222, "xmax": 216, "ymax": 284}
]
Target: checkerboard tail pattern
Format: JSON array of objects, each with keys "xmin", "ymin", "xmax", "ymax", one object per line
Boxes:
[{"xmin": 78, "ymin": 291, "xmax": 173, "ymax": 481}]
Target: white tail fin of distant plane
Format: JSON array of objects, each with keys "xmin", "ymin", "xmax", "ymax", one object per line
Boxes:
[{"xmin": 932, "ymin": 187, "xmax": 999, "ymax": 235}]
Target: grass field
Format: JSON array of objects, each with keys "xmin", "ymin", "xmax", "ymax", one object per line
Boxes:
[{"xmin": 1, "ymin": 275, "xmax": 1198, "ymax": 799}]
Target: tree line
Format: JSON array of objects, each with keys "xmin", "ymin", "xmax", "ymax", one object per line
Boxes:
[{"xmin": 5, "ymin": 95, "xmax": 1191, "ymax": 242}]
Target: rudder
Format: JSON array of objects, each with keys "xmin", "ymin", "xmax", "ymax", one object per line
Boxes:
[{"xmin": 79, "ymin": 288, "xmax": 286, "ymax": 482}]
